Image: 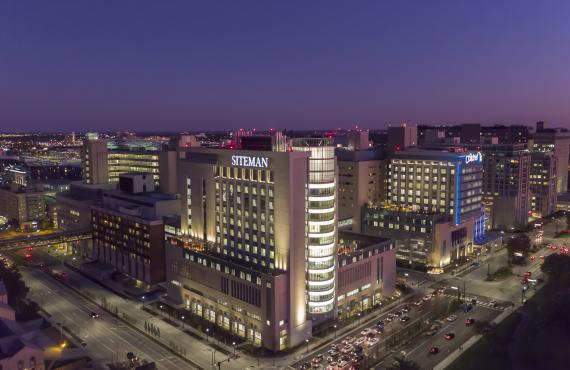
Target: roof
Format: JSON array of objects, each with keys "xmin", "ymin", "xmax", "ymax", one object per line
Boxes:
[
  {"xmin": 338, "ymin": 231, "xmax": 390, "ymax": 250},
  {"xmin": 392, "ymin": 149, "xmax": 466, "ymax": 160}
]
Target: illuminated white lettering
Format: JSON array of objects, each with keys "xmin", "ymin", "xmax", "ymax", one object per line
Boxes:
[
  {"xmin": 465, "ymin": 152, "xmax": 483, "ymax": 164},
  {"xmin": 231, "ymin": 155, "xmax": 269, "ymax": 168}
]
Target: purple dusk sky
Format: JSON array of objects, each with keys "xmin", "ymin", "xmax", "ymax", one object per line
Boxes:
[{"xmin": 1, "ymin": 0, "xmax": 569, "ymax": 132}]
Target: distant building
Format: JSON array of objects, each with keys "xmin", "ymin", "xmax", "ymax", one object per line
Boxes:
[
  {"xmin": 0, "ymin": 184, "xmax": 46, "ymax": 229},
  {"xmin": 480, "ymin": 125, "xmax": 532, "ymax": 144},
  {"xmin": 530, "ymin": 151, "xmax": 557, "ymax": 218},
  {"xmin": 91, "ymin": 173, "xmax": 180, "ymax": 285},
  {"xmin": 532, "ymin": 124, "xmax": 570, "ymax": 194},
  {"xmin": 81, "ymin": 133, "xmax": 108, "ymax": 185},
  {"xmin": 387, "ymin": 123, "xmax": 417, "ymax": 152},
  {"xmin": 56, "ymin": 182, "xmax": 113, "ymax": 232},
  {"xmin": 336, "ymin": 136, "xmax": 387, "ymax": 232},
  {"xmin": 481, "ymin": 143, "xmax": 531, "ymax": 229}
]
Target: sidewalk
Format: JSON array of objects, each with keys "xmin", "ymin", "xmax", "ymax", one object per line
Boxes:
[{"xmin": 53, "ymin": 263, "xmax": 250, "ymax": 370}]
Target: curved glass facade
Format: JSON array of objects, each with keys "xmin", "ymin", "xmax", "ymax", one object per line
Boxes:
[{"xmin": 291, "ymin": 139, "xmax": 337, "ymax": 316}]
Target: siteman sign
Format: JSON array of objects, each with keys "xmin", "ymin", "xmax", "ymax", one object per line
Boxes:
[
  {"xmin": 231, "ymin": 155, "xmax": 269, "ymax": 168},
  {"xmin": 464, "ymin": 152, "xmax": 483, "ymax": 164}
]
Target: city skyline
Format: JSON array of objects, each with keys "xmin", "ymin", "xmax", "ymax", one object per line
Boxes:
[{"xmin": 2, "ymin": 0, "xmax": 570, "ymax": 132}]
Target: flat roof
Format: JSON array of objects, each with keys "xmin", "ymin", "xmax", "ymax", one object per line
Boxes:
[
  {"xmin": 392, "ymin": 149, "xmax": 466, "ymax": 160},
  {"xmin": 338, "ymin": 231, "xmax": 390, "ymax": 250}
]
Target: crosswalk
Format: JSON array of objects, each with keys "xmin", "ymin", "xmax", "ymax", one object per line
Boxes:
[{"xmin": 442, "ymin": 294, "xmax": 506, "ymax": 311}]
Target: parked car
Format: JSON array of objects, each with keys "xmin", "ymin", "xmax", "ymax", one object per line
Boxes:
[{"xmin": 446, "ymin": 315, "xmax": 458, "ymax": 322}]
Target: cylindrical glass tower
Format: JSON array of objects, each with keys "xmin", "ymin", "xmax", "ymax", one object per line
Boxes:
[{"xmin": 291, "ymin": 138, "xmax": 337, "ymax": 317}]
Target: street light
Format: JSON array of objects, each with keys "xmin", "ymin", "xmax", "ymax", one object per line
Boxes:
[
  {"xmin": 333, "ymin": 324, "xmax": 338, "ymax": 339},
  {"xmin": 181, "ymin": 315, "xmax": 185, "ymax": 329},
  {"xmin": 305, "ymin": 338, "xmax": 309, "ymax": 354},
  {"xmin": 232, "ymin": 341, "xmax": 237, "ymax": 357},
  {"xmin": 206, "ymin": 328, "xmax": 210, "ymax": 343}
]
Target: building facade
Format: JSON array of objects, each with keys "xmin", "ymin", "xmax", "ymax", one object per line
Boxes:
[
  {"xmin": 359, "ymin": 149, "xmax": 483, "ymax": 269},
  {"xmin": 0, "ymin": 185, "xmax": 46, "ymax": 228},
  {"xmin": 91, "ymin": 173, "xmax": 179, "ymax": 285},
  {"xmin": 533, "ymin": 128, "xmax": 570, "ymax": 194},
  {"xmin": 337, "ymin": 148, "xmax": 387, "ymax": 232},
  {"xmin": 166, "ymin": 147, "xmax": 314, "ymax": 351},
  {"xmin": 336, "ymin": 232, "xmax": 396, "ymax": 318},
  {"xmin": 530, "ymin": 151, "xmax": 557, "ymax": 218},
  {"xmin": 481, "ymin": 144, "xmax": 531, "ymax": 229}
]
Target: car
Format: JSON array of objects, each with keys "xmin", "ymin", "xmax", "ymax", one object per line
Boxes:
[
  {"xmin": 524, "ymin": 271, "xmax": 532, "ymax": 277},
  {"xmin": 376, "ymin": 320, "xmax": 384, "ymax": 326},
  {"xmin": 429, "ymin": 346, "xmax": 439, "ymax": 354},
  {"xmin": 352, "ymin": 345, "xmax": 363, "ymax": 354},
  {"xmin": 400, "ymin": 316, "xmax": 411, "ymax": 323},
  {"xmin": 521, "ymin": 278, "xmax": 529, "ymax": 285},
  {"xmin": 394, "ymin": 310, "xmax": 403, "ymax": 317},
  {"xmin": 438, "ymin": 287, "xmax": 446, "ymax": 294},
  {"xmin": 402, "ymin": 305, "xmax": 411, "ymax": 312},
  {"xmin": 89, "ymin": 312, "xmax": 99, "ymax": 318},
  {"xmin": 446, "ymin": 315, "xmax": 458, "ymax": 322},
  {"xmin": 367, "ymin": 338, "xmax": 379, "ymax": 346},
  {"xmin": 337, "ymin": 360, "xmax": 349, "ymax": 368},
  {"xmin": 360, "ymin": 328, "xmax": 371, "ymax": 336},
  {"xmin": 342, "ymin": 336, "xmax": 355, "ymax": 345},
  {"xmin": 354, "ymin": 337, "xmax": 365, "ymax": 346},
  {"xmin": 444, "ymin": 332, "xmax": 455, "ymax": 340},
  {"xmin": 423, "ymin": 294, "xmax": 432, "ymax": 301},
  {"xmin": 465, "ymin": 318, "xmax": 476, "ymax": 326},
  {"xmin": 365, "ymin": 331, "xmax": 376, "ymax": 340},
  {"xmin": 530, "ymin": 255, "xmax": 536, "ymax": 261},
  {"xmin": 331, "ymin": 344, "xmax": 340, "ymax": 351},
  {"xmin": 300, "ymin": 362, "xmax": 311, "ymax": 370},
  {"xmin": 341, "ymin": 344, "xmax": 353, "ymax": 354},
  {"xmin": 351, "ymin": 354, "xmax": 364, "ymax": 364},
  {"xmin": 375, "ymin": 325, "xmax": 384, "ymax": 333},
  {"xmin": 540, "ymin": 255, "xmax": 545, "ymax": 260},
  {"xmin": 414, "ymin": 299, "xmax": 423, "ymax": 306},
  {"xmin": 490, "ymin": 300, "xmax": 498, "ymax": 308},
  {"xmin": 312, "ymin": 354, "xmax": 324, "ymax": 364},
  {"xmin": 425, "ymin": 329, "xmax": 438, "ymax": 336}
]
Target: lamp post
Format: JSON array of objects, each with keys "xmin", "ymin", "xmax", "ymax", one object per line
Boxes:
[
  {"xmin": 206, "ymin": 328, "xmax": 210, "ymax": 343},
  {"xmin": 181, "ymin": 315, "xmax": 185, "ymax": 329},
  {"xmin": 333, "ymin": 324, "xmax": 337, "ymax": 339},
  {"xmin": 232, "ymin": 341, "xmax": 236, "ymax": 358},
  {"xmin": 305, "ymin": 338, "xmax": 309, "ymax": 354}
]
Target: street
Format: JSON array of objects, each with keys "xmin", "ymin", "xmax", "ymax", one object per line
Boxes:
[{"xmin": 21, "ymin": 266, "xmax": 191, "ymax": 370}]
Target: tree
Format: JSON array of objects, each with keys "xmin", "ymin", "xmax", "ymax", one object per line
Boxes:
[
  {"xmin": 541, "ymin": 254, "xmax": 570, "ymax": 288},
  {"xmin": 387, "ymin": 357, "xmax": 423, "ymax": 370},
  {"xmin": 0, "ymin": 264, "xmax": 29, "ymax": 314},
  {"xmin": 506, "ymin": 234, "xmax": 531, "ymax": 263}
]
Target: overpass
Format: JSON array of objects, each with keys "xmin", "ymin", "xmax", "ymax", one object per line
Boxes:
[{"xmin": 0, "ymin": 229, "xmax": 92, "ymax": 250}]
